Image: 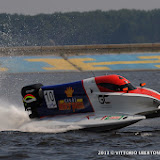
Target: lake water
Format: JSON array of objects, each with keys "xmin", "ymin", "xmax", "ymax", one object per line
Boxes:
[{"xmin": 0, "ymin": 71, "xmax": 160, "ymax": 160}]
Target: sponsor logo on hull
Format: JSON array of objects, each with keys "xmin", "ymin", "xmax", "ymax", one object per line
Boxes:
[{"xmin": 58, "ymin": 87, "xmax": 85, "ymax": 112}]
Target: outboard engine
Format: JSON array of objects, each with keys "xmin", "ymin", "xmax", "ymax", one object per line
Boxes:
[{"xmin": 21, "ymin": 83, "xmax": 43, "ymax": 119}]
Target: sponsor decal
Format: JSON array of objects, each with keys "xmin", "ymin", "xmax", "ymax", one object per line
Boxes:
[
  {"xmin": 98, "ymin": 95, "xmax": 110, "ymax": 104},
  {"xmin": 23, "ymin": 94, "xmax": 36, "ymax": 103},
  {"xmin": 65, "ymin": 87, "xmax": 74, "ymax": 97},
  {"xmin": 38, "ymin": 81, "xmax": 94, "ymax": 117},
  {"xmin": 26, "ymin": 89, "xmax": 35, "ymax": 94},
  {"xmin": 58, "ymin": 87, "xmax": 85, "ymax": 112},
  {"xmin": 44, "ymin": 90, "xmax": 57, "ymax": 109},
  {"xmin": 101, "ymin": 116, "xmax": 124, "ymax": 120}
]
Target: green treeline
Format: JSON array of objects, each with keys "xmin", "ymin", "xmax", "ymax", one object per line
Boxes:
[{"xmin": 0, "ymin": 9, "xmax": 160, "ymax": 47}]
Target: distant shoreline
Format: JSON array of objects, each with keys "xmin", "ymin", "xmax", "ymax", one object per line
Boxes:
[{"xmin": 0, "ymin": 43, "xmax": 160, "ymax": 57}]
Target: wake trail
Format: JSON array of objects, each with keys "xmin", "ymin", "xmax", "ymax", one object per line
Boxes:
[
  {"xmin": 0, "ymin": 100, "xmax": 82, "ymax": 133},
  {"xmin": 0, "ymin": 100, "xmax": 30, "ymax": 131},
  {"xmin": 0, "ymin": 100, "xmax": 159, "ymax": 134}
]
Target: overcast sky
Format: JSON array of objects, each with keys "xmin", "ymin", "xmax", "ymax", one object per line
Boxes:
[{"xmin": 0, "ymin": 0, "xmax": 160, "ymax": 15}]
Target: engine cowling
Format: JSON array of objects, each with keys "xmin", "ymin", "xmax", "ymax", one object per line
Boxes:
[{"xmin": 21, "ymin": 83, "xmax": 43, "ymax": 118}]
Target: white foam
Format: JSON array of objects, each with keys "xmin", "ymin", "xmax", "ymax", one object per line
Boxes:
[
  {"xmin": 0, "ymin": 101, "xmax": 29, "ymax": 130},
  {"xmin": 0, "ymin": 100, "xmax": 82, "ymax": 133},
  {"xmin": 19, "ymin": 120, "xmax": 82, "ymax": 133}
]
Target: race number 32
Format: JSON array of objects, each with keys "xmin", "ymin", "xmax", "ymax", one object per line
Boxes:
[{"xmin": 44, "ymin": 90, "xmax": 57, "ymax": 109}]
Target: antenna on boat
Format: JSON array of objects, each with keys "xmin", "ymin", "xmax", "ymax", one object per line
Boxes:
[{"xmin": 91, "ymin": 71, "xmax": 95, "ymax": 77}]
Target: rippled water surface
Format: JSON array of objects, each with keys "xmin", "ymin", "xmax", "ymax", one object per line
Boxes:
[{"xmin": 0, "ymin": 71, "xmax": 160, "ymax": 160}]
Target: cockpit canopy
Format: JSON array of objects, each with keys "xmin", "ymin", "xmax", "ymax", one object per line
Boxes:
[{"xmin": 95, "ymin": 75, "xmax": 136, "ymax": 92}]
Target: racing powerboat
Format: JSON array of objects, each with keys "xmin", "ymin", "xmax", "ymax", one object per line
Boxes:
[{"xmin": 21, "ymin": 74, "xmax": 160, "ymax": 132}]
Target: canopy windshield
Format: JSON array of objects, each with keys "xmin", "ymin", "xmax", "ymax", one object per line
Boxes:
[{"xmin": 97, "ymin": 83, "xmax": 136, "ymax": 91}]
